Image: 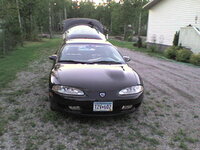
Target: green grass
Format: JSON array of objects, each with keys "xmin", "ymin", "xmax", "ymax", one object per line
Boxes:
[
  {"xmin": 109, "ymin": 39, "xmax": 165, "ymax": 58},
  {"xmin": 0, "ymin": 38, "xmax": 61, "ymax": 90},
  {"xmin": 171, "ymin": 128, "xmax": 199, "ymax": 150},
  {"xmin": 0, "ymin": 115, "xmax": 7, "ymax": 136},
  {"xmin": 109, "ymin": 39, "xmax": 200, "ymax": 67}
]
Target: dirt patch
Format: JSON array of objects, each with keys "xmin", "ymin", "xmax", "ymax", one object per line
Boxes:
[{"xmin": 0, "ymin": 46, "xmax": 200, "ymax": 150}]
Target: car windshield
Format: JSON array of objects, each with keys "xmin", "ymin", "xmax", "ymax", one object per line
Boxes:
[{"xmin": 59, "ymin": 44, "xmax": 125, "ymax": 64}]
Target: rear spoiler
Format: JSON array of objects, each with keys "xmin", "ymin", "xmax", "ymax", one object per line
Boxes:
[{"xmin": 63, "ymin": 18, "xmax": 105, "ymax": 34}]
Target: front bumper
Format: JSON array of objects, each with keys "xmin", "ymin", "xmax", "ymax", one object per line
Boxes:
[{"xmin": 49, "ymin": 91, "xmax": 143, "ymax": 116}]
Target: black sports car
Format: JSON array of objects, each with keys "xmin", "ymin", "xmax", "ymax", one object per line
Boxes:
[{"xmin": 49, "ymin": 39, "xmax": 144, "ymax": 116}]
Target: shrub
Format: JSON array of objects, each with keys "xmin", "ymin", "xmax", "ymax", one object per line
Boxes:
[
  {"xmin": 143, "ymin": 42, "xmax": 147, "ymax": 48},
  {"xmin": 137, "ymin": 36, "xmax": 143, "ymax": 48},
  {"xmin": 173, "ymin": 31, "xmax": 180, "ymax": 46},
  {"xmin": 133, "ymin": 37, "xmax": 143, "ymax": 48},
  {"xmin": 190, "ymin": 53, "xmax": 200, "ymax": 66},
  {"xmin": 127, "ymin": 36, "xmax": 132, "ymax": 42},
  {"xmin": 149, "ymin": 45, "xmax": 157, "ymax": 52},
  {"xmin": 176, "ymin": 49, "xmax": 193, "ymax": 62},
  {"xmin": 164, "ymin": 46, "xmax": 179, "ymax": 59}
]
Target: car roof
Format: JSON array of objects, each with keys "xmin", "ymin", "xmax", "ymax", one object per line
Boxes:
[
  {"xmin": 66, "ymin": 25, "xmax": 106, "ymax": 40},
  {"xmin": 66, "ymin": 39, "xmax": 112, "ymax": 45}
]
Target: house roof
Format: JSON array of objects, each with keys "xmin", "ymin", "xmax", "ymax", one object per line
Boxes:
[{"xmin": 143, "ymin": 0, "xmax": 163, "ymax": 9}]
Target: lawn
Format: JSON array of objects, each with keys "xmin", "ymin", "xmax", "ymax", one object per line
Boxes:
[
  {"xmin": 0, "ymin": 38, "xmax": 62, "ymax": 89},
  {"xmin": 109, "ymin": 39, "xmax": 166, "ymax": 59},
  {"xmin": 109, "ymin": 39, "xmax": 200, "ymax": 67},
  {"xmin": 0, "ymin": 37, "xmax": 199, "ymax": 150}
]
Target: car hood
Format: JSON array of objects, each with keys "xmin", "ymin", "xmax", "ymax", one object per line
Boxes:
[{"xmin": 51, "ymin": 64, "xmax": 142, "ymax": 91}]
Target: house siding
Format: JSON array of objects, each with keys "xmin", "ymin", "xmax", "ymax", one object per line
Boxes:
[
  {"xmin": 146, "ymin": 0, "xmax": 200, "ymax": 46},
  {"xmin": 179, "ymin": 27, "xmax": 200, "ymax": 53}
]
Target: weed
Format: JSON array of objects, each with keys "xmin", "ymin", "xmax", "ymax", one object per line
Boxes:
[
  {"xmin": 29, "ymin": 121, "xmax": 36, "ymax": 128},
  {"xmin": 42, "ymin": 111, "xmax": 61, "ymax": 123},
  {"xmin": 179, "ymin": 141, "xmax": 188, "ymax": 150},
  {"xmin": 8, "ymin": 113, "xmax": 20, "ymax": 121},
  {"xmin": 25, "ymin": 140, "xmax": 38, "ymax": 150},
  {"xmin": 6, "ymin": 97, "xmax": 16, "ymax": 103},
  {"xmin": 194, "ymin": 115, "xmax": 199, "ymax": 118},
  {"xmin": 172, "ymin": 128, "xmax": 199, "ymax": 150},
  {"xmin": 55, "ymin": 144, "xmax": 66, "ymax": 150},
  {"xmin": 0, "ymin": 119, "xmax": 7, "ymax": 136}
]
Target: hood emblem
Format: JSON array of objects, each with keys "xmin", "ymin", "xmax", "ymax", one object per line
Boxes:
[{"xmin": 99, "ymin": 92, "xmax": 106, "ymax": 98}]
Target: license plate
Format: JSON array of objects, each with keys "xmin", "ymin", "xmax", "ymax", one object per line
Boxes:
[{"xmin": 93, "ymin": 102, "xmax": 113, "ymax": 112}]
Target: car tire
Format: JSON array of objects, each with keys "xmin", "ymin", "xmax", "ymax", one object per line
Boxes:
[
  {"xmin": 134, "ymin": 102, "xmax": 142, "ymax": 109},
  {"xmin": 49, "ymin": 97, "xmax": 59, "ymax": 111}
]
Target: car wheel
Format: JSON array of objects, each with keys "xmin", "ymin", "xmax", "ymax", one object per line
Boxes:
[
  {"xmin": 49, "ymin": 97, "xmax": 59, "ymax": 111},
  {"xmin": 134, "ymin": 102, "xmax": 142, "ymax": 109}
]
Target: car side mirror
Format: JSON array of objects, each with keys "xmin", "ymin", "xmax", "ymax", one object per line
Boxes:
[
  {"xmin": 49, "ymin": 54, "xmax": 57, "ymax": 61},
  {"xmin": 123, "ymin": 56, "xmax": 131, "ymax": 62}
]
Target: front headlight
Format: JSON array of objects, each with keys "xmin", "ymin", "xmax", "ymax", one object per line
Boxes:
[
  {"xmin": 52, "ymin": 85, "xmax": 84, "ymax": 96},
  {"xmin": 119, "ymin": 85, "xmax": 143, "ymax": 95}
]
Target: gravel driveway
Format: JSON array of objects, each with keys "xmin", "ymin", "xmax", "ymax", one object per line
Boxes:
[{"xmin": 0, "ymin": 46, "xmax": 200, "ymax": 150}]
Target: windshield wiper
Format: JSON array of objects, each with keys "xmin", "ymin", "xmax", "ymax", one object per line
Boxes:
[
  {"xmin": 58, "ymin": 60, "xmax": 88, "ymax": 64},
  {"xmin": 90, "ymin": 61, "xmax": 122, "ymax": 64}
]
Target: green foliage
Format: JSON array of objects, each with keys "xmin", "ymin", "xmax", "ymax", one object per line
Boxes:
[
  {"xmin": 149, "ymin": 45, "xmax": 157, "ymax": 52},
  {"xmin": 137, "ymin": 37, "xmax": 143, "ymax": 48},
  {"xmin": 176, "ymin": 49, "xmax": 193, "ymax": 62},
  {"xmin": 164, "ymin": 46, "xmax": 179, "ymax": 59},
  {"xmin": 190, "ymin": 53, "xmax": 200, "ymax": 66},
  {"xmin": 173, "ymin": 31, "xmax": 180, "ymax": 46},
  {"xmin": 0, "ymin": 0, "xmax": 149, "ymax": 55},
  {"xmin": 109, "ymin": 39, "xmax": 164, "ymax": 58}
]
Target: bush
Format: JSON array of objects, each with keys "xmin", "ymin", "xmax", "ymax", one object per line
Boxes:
[
  {"xmin": 137, "ymin": 37, "xmax": 143, "ymax": 48},
  {"xmin": 149, "ymin": 45, "xmax": 157, "ymax": 52},
  {"xmin": 127, "ymin": 36, "xmax": 132, "ymax": 42},
  {"xmin": 190, "ymin": 53, "xmax": 200, "ymax": 66},
  {"xmin": 176, "ymin": 49, "xmax": 193, "ymax": 62},
  {"xmin": 164, "ymin": 46, "xmax": 179, "ymax": 59},
  {"xmin": 133, "ymin": 37, "xmax": 143, "ymax": 48},
  {"xmin": 173, "ymin": 31, "xmax": 180, "ymax": 46}
]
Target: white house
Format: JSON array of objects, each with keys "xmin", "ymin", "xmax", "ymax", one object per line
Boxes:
[{"xmin": 144, "ymin": 0, "xmax": 200, "ymax": 53}]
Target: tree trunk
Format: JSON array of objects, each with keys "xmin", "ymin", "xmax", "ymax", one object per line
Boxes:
[
  {"xmin": 110, "ymin": 15, "xmax": 112, "ymax": 33},
  {"xmin": 138, "ymin": 11, "xmax": 142, "ymax": 36},
  {"xmin": 138, "ymin": 0, "xmax": 143, "ymax": 36},
  {"xmin": 49, "ymin": 2, "xmax": 53, "ymax": 39},
  {"xmin": 2, "ymin": 29, "xmax": 6, "ymax": 55},
  {"xmin": 16, "ymin": 0, "xmax": 23, "ymax": 45},
  {"xmin": 1, "ymin": 0, "xmax": 6, "ymax": 54},
  {"xmin": 64, "ymin": 7, "xmax": 67, "ymax": 19},
  {"xmin": 123, "ymin": 24, "xmax": 126, "ymax": 40}
]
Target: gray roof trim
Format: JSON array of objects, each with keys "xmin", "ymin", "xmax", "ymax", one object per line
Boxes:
[{"xmin": 143, "ymin": 0, "xmax": 163, "ymax": 9}]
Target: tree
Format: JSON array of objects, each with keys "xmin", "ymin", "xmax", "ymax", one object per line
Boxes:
[{"xmin": 0, "ymin": 0, "xmax": 149, "ymax": 55}]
